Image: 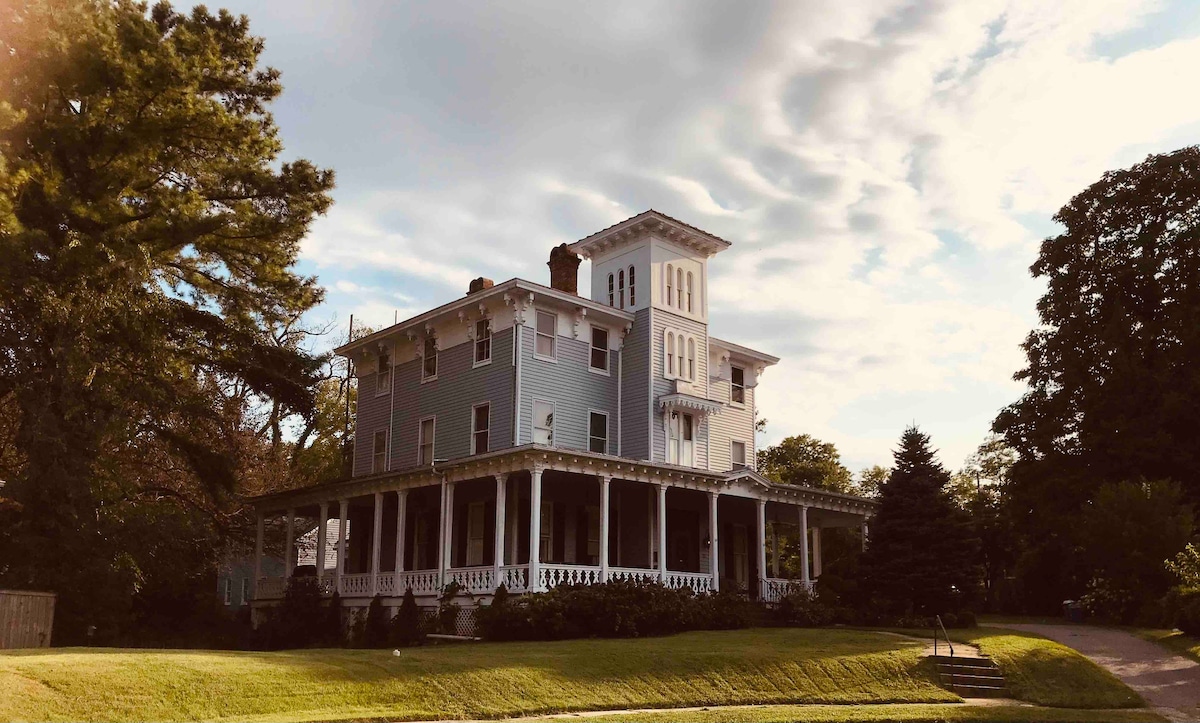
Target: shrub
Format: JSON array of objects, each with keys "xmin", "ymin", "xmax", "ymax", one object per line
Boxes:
[
  {"xmin": 259, "ymin": 577, "xmax": 326, "ymax": 649},
  {"xmin": 325, "ymin": 591, "xmax": 343, "ymax": 646},
  {"xmin": 1080, "ymin": 576, "xmax": 1138, "ymax": 624},
  {"xmin": 956, "ymin": 610, "xmax": 978, "ymax": 628},
  {"xmin": 437, "ymin": 581, "xmax": 463, "ymax": 635},
  {"xmin": 363, "ymin": 595, "xmax": 389, "ymax": 647},
  {"xmin": 774, "ymin": 591, "xmax": 834, "ymax": 627},
  {"xmin": 389, "ymin": 588, "xmax": 424, "ymax": 646},
  {"xmin": 1165, "ymin": 586, "xmax": 1200, "ymax": 636}
]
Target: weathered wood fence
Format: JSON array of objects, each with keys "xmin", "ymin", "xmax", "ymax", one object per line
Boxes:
[{"xmin": 0, "ymin": 589, "xmax": 56, "ymax": 649}]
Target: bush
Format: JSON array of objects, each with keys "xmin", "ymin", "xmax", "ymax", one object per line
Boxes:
[
  {"xmin": 1080, "ymin": 576, "xmax": 1138, "ymax": 624},
  {"xmin": 389, "ymin": 588, "xmax": 424, "ymax": 646},
  {"xmin": 258, "ymin": 577, "xmax": 326, "ymax": 649},
  {"xmin": 773, "ymin": 591, "xmax": 834, "ymax": 627},
  {"xmin": 325, "ymin": 591, "xmax": 343, "ymax": 646},
  {"xmin": 1165, "ymin": 586, "xmax": 1200, "ymax": 636},
  {"xmin": 363, "ymin": 595, "xmax": 389, "ymax": 648}
]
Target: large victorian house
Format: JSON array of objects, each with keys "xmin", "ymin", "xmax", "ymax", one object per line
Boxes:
[{"xmin": 250, "ymin": 211, "xmax": 875, "ymax": 619}]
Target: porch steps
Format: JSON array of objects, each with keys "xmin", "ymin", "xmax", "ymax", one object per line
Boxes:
[{"xmin": 930, "ymin": 654, "xmax": 1008, "ymax": 698}]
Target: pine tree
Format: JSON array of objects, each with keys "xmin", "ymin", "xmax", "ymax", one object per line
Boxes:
[{"xmin": 860, "ymin": 427, "xmax": 981, "ymax": 617}]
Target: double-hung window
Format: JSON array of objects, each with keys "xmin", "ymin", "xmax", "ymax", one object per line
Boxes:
[
  {"xmin": 533, "ymin": 400, "xmax": 554, "ymax": 445},
  {"xmin": 422, "ymin": 337, "xmax": 438, "ymax": 380},
  {"xmin": 376, "ymin": 351, "xmax": 391, "ymax": 395},
  {"xmin": 731, "ymin": 366, "xmax": 746, "ymax": 404},
  {"xmin": 618, "ymin": 269, "xmax": 625, "ymax": 309},
  {"xmin": 588, "ymin": 411, "xmax": 608, "ymax": 454},
  {"xmin": 467, "ymin": 501, "xmax": 485, "ymax": 566},
  {"xmin": 223, "ymin": 579, "xmax": 231, "ymax": 606},
  {"xmin": 731, "ymin": 441, "xmax": 747, "ymax": 470},
  {"xmin": 687, "ymin": 338, "xmax": 696, "ymax": 380},
  {"xmin": 535, "ymin": 311, "xmax": 556, "ymax": 359},
  {"xmin": 472, "ymin": 403, "xmax": 490, "ymax": 454},
  {"xmin": 687, "ymin": 271, "xmax": 694, "ymax": 313},
  {"xmin": 240, "ymin": 578, "xmax": 249, "ymax": 605},
  {"xmin": 628, "ymin": 266, "xmax": 636, "ymax": 306},
  {"xmin": 418, "ymin": 417, "xmax": 435, "ymax": 465},
  {"xmin": 590, "ymin": 326, "xmax": 609, "ymax": 372},
  {"xmin": 677, "ymin": 267, "xmax": 684, "ymax": 308},
  {"xmin": 372, "ymin": 429, "xmax": 388, "ymax": 473},
  {"xmin": 608, "ymin": 273, "xmax": 615, "ymax": 306},
  {"xmin": 666, "ymin": 264, "xmax": 674, "ymax": 306},
  {"xmin": 474, "ymin": 319, "xmax": 491, "ymax": 365}
]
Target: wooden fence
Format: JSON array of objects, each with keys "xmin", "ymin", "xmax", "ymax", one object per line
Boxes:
[{"xmin": 0, "ymin": 590, "xmax": 56, "ymax": 649}]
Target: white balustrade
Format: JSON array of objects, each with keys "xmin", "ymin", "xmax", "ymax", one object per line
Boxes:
[
  {"xmin": 662, "ymin": 570, "xmax": 714, "ymax": 593},
  {"xmin": 761, "ymin": 577, "xmax": 814, "ymax": 603},
  {"xmin": 338, "ymin": 572, "xmax": 372, "ymax": 596},
  {"xmin": 500, "ymin": 564, "xmax": 529, "ymax": 592},
  {"xmin": 376, "ymin": 572, "xmax": 395, "ymax": 595},
  {"xmin": 539, "ymin": 563, "xmax": 603, "ymax": 589},
  {"xmin": 256, "ymin": 576, "xmax": 286, "ymax": 599},
  {"xmin": 608, "ymin": 567, "xmax": 661, "ymax": 585},
  {"xmin": 396, "ymin": 570, "xmax": 441, "ymax": 595},
  {"xmin": 448, "ymin": 566, "xmax": 497, "ymax": 595}
]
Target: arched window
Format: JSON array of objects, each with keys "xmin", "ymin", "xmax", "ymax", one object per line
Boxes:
[
  {"xmin": 676, "ymin": 267, "xmax": 684, "ymax": 308},
  {"xmin": 687, "ymin": 272, "xmax": 694, "ymax": 313},
  {"xmin": 666, "ymin": 264, "xmax": 674, "ymax": 306},
  {"xmin": 665, "ymin": 331, "xmax": 675, "ymax": 376},
  {"xmin": 607, "ymin": 273, "xmax": 614, "ymax": 306},
  {"xmin": 628, "ymin": 265, "xmax": 636, "ymax": 306},
  {"xmin": 677, "ymin": 334, "xmax": 685, "ymax": 378},
  {"xmin": 618, "ymin": 269, "xmax": 625, "ymax": 309},
  {"xmin": 687, "ymin": 337, "xmax": 696, "ymax": 381}
]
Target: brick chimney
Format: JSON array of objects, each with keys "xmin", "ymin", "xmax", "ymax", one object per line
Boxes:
[
  {"xmin": 468, "ymin": 277, "xmax": 494, "ymax": 295},
  {"xmin": 547, "ymin": 244, "xmax": 581, "ymax": 295}
]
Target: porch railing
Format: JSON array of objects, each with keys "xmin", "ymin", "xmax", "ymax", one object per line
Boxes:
[
  {"xmin": 375, "ymin": 572, "xmax": 395, "ymax": 595},
  {"xmin": 539, "ymin": 563, "xmax": 603, "ymax": 589},
  {"xmin": 396, "ymin": 570, "xmax": 441, "ymax": 595},
  {"xmin": 761, "ymin": 577, "xmax": 814, "ymax": 603},
  {"xmin": 663, "ymin": 570, "xmax": 714, "ymax": 593},
  {"xmin": 500, "ymin": 564, "xmax": 530, "ymax": 592},
  {"xmin": 448, "ymin": 566, "xmax": 497, "ymax": 595},
  {"xmin": 338, "ymin": 572, "xmax": 372, "ymax": 596},
  {"xmin": 256, "ymin": 576, "xmax": 287, "ymax": 599},
  {"xmin": 608, "ymin": 567, "xmax": 661, "ymax": 585}
]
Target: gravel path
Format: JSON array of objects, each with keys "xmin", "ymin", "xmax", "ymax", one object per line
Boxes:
[{"xmin": 1002, "ymin": 623, "xmax": 1200, "ymax": 722}]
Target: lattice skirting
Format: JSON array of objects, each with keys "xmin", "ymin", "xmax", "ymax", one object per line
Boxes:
[{"xmin": 418, "ymin": 606, "xmax": 478, "ymax": 637}]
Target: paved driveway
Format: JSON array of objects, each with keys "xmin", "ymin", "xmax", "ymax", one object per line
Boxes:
[{"xmin": 1002, "ymin": 623, "xmax": 1200, "ymax": 721}]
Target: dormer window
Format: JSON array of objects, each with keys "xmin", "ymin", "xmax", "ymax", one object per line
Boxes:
[
  {"xmin": 628, "ymin": 266, "xmax": 636, "ymax": 306},
  {"xmin": 607, "ymin": 273, "xmax": 614, "ymax": 306},
  {"xmin": 474, "ymin": 318, "xmax": 492, "ymax": 365},
  {"xmin": 666, "ymin": 264, "xmax": 674, "ymax": 307},
  {"xmin": 376, "ymin": 350, "xmax": 391, "ymax": 395},
  {"xmin": 731, "ymin": 365, "xmax": 745, "ymax": 404},
  {"xmin": 618, "ymin": 269, "xmax": 625, "ymax": 309},
  {"xmin": 422, "ymin": 337, "xmax": 438, "ymax": 380}
]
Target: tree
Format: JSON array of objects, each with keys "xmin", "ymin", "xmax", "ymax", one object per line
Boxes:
[
  {"xmin": 853, "ymin": 465, "xmax": 889, "ymax": 498},
  {"xmin": 860, "ymin": 427, "xmax": 981, "ymax": 617},
  {"xmin": 0, "ymin": 0, "xmax": 334, "ymax": 641},
  {"xmin": 994, "ymin": 146, "xmax": 1200, "ymax": 611},
  {"xmin": 758, "ymin": 434, "xmax": 853, "ymax": 493}
]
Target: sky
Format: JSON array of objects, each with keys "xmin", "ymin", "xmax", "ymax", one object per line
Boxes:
[{"xmin": 219, "ymin": 0, "xmax": 1200, "ymax": 473}]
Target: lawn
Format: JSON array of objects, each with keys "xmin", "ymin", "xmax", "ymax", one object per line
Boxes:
[
  {"xmin": 0, "ymin": 628, "xmax": 957, "ymax": 722},
  {"xmin": 1130, "ymin": 627, "xmax": 1200, "ymax": 664},
  {"xmin": 531, "ymin": 703, "xmax": 1166, "ymax": 723}
]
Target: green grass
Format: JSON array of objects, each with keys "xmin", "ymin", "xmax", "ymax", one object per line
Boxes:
[
  {"xmin": 0, "ymin": 628, "xmax": 958, "ymax": 722},
  {"xmin": 528, "ymin": 703, "xmax": 1167, "ymax": 723},
  {"xmin": 876, "ymin": 626, "xmax": 1143, "ymax": 709},
  {"xmin": 1129, "ymin": 627, "xmax": 1200, "ymax": 664}
]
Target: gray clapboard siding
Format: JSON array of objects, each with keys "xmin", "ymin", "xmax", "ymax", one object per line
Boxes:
[
  {"xmin": 620, "ymin": 308, "xmax": 651, "ymax": 460},
  {"xmin": 518, "ymin": 326, "xmax": 620, "ymax": 454},
  {"xmin": 708, "ymin": 377, "xmax": 756, "ymax": 472},
  {"xmin": 353, "ymin": 368, "xmax": 393, "ymax": 476},
  {"xmin": 650, "ymin": 310, "xmax": 710, "ymax": 467}
]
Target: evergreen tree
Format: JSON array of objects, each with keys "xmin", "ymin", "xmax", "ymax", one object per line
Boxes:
[{"xmin": 860, "ymin": 427, "xmax": 981, "ymax": 617}]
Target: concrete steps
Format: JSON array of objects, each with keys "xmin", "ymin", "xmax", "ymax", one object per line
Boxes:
[{"xmin": 930, "ymin": 654, "xmax": 1008, "ymax": 697}]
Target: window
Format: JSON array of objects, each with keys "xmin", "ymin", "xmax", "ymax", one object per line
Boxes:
[
  {"xmin": 223, "ymin": 578, "xmax": 231, "ymax": 606},
  {"xmin": 467, "ymin": 501, "xmax": 485, "ymax": 566},
  {"xmin": 677, "ymin": 267, "xmax": 684, "ymax": 308},
  {"xmin": 586, "ymin": 506, "xmax": 601, "ymax": 561},
  {"xmin": 677, "ymin": 334, "xmax": 685, "ymax": 378},
  {"xmin": 608, "ymin": 273, "xmax": 614, "ymax": 306},
  {"xmin": 535, "ymin": 310, "xmax": 556, "ymax": 359},
  {"xmin": 668, "ymin": 411, "xmax": 694, "ymax": 466},
  {"xmin": 241, "ymin": 578, "xmax": 249, "ymax": 604},
  {"xmin": 590, "ymin": 326, "xmax": 609, "ymax": 372},
  {"xmin": 376, "ymin": 350, "xmax": 391, "ymax": 395},
  {"xmin": 539, "ymin": 502, "xmax": 554, "ymax": 561},
  {"xmin": 731, "ymin": 366, "xmax": 746, "ymax": 404},
  {"xmin": 589, "ymin": 411, "xmax": 608, "ymax": 454},
  {"xmin": 687, "ymin": 338, "xmax": 696, "ymax": 381},
  {"xmin": 422, "ymin": 337, "xmax": 438, "ymax": 380},
  {"xmin": 666, "ymin": 331, "xmax": 675, "ymax": 376},
  {"xmin": 472, "ymin": 403, "xmax": 490, "ymax": 454},
  {"xmin": 474, "ymin": 318, "xmax": 491, "ymax": 365},
  {"xmin": 418, "ymin": 417, "xmax": 435, "ymax": 465},
  {"xmin": 628, "ymin": 266, "xmax": 636, "ymax": 306},
  {"xmin": 618, "ymin": 269, "xmax": 625, "ymax": 309},
  {"xmin": 731, "ymin": 441, "xmax": 747, "ymax": 469},
  {"xmin": 533, "ymin": 400, "xmax": 554, "ymax": 445},
  {"xmin": 687, "ymin": 271, "xmax": 694, "ymax": 313},
  {"xmin": 666, "ymin": 264, "xmax": 674, "ymax": 306},
  {"xmin": 372, "ymin": 429, "xmax": 388, "ymax": 473}
]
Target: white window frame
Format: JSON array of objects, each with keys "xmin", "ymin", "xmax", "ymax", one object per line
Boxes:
[
  {"xmin": 731, "ymin": 440, "xmax": 748, "ymax": 470},
  {"xmin": 666, "ymin": 264, "xmax": 674, "ymax": 307},
  {"xmin": 223, "ymin": 578, "xmax": 231, "ymax": 606},
  {"xmin": 473, "ymin": 318, "xmax": 492, "ymax": 367},
  {"xmin": 422, "ymin": 337, "xmax": 438, "ymax": 382},
  {"xmin": 588, "ymin": 409, "xmax": 609, "ymax": 454},
  {"xmin": 665, "ymin": 331, "xmax": 675, "ymax": 377},
  {"xmin": 471, "ymin": 402, "xmax": 490, "ymax": 455},
  {"xmin": 677, "ymin": 267, "xmax": 684, "ymax": 308},
  {"xmin": 731, "ymin": 365, "xmax": 746, "ymax": 406},
  {"xmin": 372, "ymin": 429, "xmax": 388, "ymax": 473},
  {"xmin": 418, "ymin": 416, "xmax": 436, "ymax": 465},
  {"xmin": 618, "ymin": 268, "xmax": 625, "ymax": 309},
  {"xmin": 628, "ymin": 265, "xmax": 636, "ymax": 307},
  {"xmin": 532, "ymin": 398, "xmax": 555, "ymax": 446},
  {"xmin": 607, "ymin": 273, "xmax": 614, "ymax": 306},
  {"xmin": 375, "ymin": 349, "xmax": 391, "ymax": 397},
  {"xmin": 687, "ymin": 271, "xmax": 694, "ymax": 313},
  {"xmin": 687, "ymin": 337, "xmax": 696, "ymax": 381},
  {"xmin": 240, "ymin": 577, "xmax": 249, "ymax": 605},
  {"xmin": 534, "ymin": 310, "xmax": 557, "ymax": 362},
  {"xmin": 589, "ymin": 325, "xmax": 610, "ymax": 374}
]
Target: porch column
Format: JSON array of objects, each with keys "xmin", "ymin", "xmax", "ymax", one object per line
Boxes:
[
  {"xmin": 494, "ymin": 474, "xmax": 506, "ymax": 590},
  {"xmin": 812, "ymin": 527, "xmax": 823, "ymax": 578},
  {"xmin": 755, "ymin": 499, "xmax": 767, "ymax": 598},
  {"xmin": 316, "ymin": 502, "xmax": 329, "ymax": 584},
  {"xmin": 253, "ymin": 511, "xmax": 264, "ymax": 598},
  {"xmin": 284, "ymin": 508, "xmax": 296, "ymax": 579},
  {"xmin": 441, "ymin": 481, "xmax": 456, "ymax": 586},
  {"xmin": 337, "ymin": 499, "xmax": 349, "ymax": 583},
  {"xmin": 798, "ymin": 505, "xmax": 810, "ymax": 586},
  {"xmin": 529, "ymin": 468, "xmax": 543, "ymax": 591},
  {"xmin": 770, "ymin": 521, "xmax": 780, "ymax": 578},
  {"xmin": 370, "ymin": 491, "xmax": 383, "ymax": 596},
  {"xmin": 861, "ymin": 519, "xmax": 869, "ymax": 551},
  {"xmin": 708, "ymin": 491, "xmax": 719, "ymax": 592},
  {"xmin": 394, "ymin": 490, "xmax": 407, "ymax": 596},
  {"xmin": 599, "ymin": 476, "xmax": 611, "ymax": 581},
  {"xmin": 657, "ymin": 483, "xmax": 667, "ymax": 580},
  {"xmin": 437, "ymin": 481, "xmax": 448, "ymax": 588}
]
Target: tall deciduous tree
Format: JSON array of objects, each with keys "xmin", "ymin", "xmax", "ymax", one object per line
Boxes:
[
  {"xmin": 860, "ymin": 427, "xmax": 980, "ymax": 617},
  {"xmin": 758, "ymin": 434, "xmax": 853, "ymax": 493},
  {"xmin": 0, "ymin": 0, "xmax": 333, "ymax": 640}
]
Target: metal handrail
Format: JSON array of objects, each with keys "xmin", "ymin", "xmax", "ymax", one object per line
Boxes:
[{"xmin": 934, "ymin": 614, "xmax": 955, "ymax": 691}]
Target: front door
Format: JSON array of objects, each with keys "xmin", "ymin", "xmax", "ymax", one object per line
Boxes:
[
  {"xmin": 732, "ymin": 524, "xmax": 748, "ymax": 589},
  {"xmin": 667, "ymin": 412, "xmax": 695, "ymax": 466}
]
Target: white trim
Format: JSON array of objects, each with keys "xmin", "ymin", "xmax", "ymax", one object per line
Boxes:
[
  {"xmin": 533, "ymin": 310, "xmax": 558, "ymax": 362},
  {"xmin": 587, "ymin": 408, "xmax": 610, "ymax": 455},
  {"xmin": 589, "ymin": 324, "xmax": 611, "ymax": 375},
  {"xmin": 471, "ymin": 402, "xmax": 491, "ymax": 455},
  {"xmin": 472, "ymin": 317, "xmax": 493, "ymax": 368},
  {"xmin": 417, "ymin": 415, "xmax": 436, "ymax": 466},
  {"xmin": 730, "ymin": 440, "xmax": 748, "ymax": 470},
  {"xmin": 532, "ymin": 398, "xmax": 556, "ymax": 446},
  {"xmin": 371, "ymin": 428, "xmax": 389, "ymax": 474}
]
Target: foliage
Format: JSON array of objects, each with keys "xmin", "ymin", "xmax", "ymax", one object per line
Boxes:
[
  {"xmin": 758, "ymin": 434, "xmax": 853, "ymax": 493},
  {"xmin": 859, "ymin": 427, "xmax": 981, "ymax": 616},
  {"xmin": 1164, "ymin": 587, "xmax": 1200, "ymax": 636},
  {"xmin": 389, "ymin": 588, "xmax": 424, "ymax": 646},
  {"xmin": 362, "ymin": 595, "xmax": 389, "ymax": 648},
  {"xmin": 773, "ymin": 591, "xmax": 836, "ymax": 627},
  {"xmin": 326, "ymin": 591, "xmax": 343, "ymax": 646},
  {"xmin": 1166, "ymin": 543, "xmax": 1200, "ymax": 587},
  {"xmin": 853, "ymin": 465, "xmax": 889, "ymax": 498},
  {"xmin": 994, "ymin": 147, "xmax": 1200, "ymax": 611},
  {"xmin": 258, "ymin": 577, "xmax": 327, "ymax": 649},
  {"xmin": 477, "ymin": 580, "xmax": 757, "ymax": 641},
  {"xmin": 437, "ymin": 580, "xmax": 463, "ymax": 634}
]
